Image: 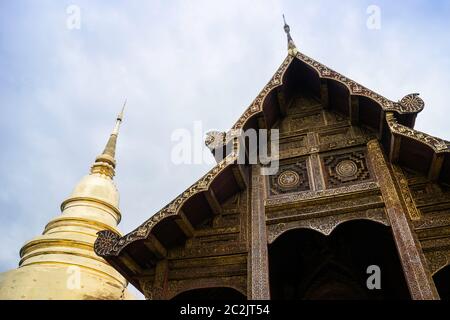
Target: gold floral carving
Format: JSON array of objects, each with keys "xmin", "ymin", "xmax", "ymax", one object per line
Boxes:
[
  {"xmin": 386, "ymin": 113, "xmax": 449, "ymax": 153},
  {"xmin": 392, "ymin": 165, "xmax": 421, "ymax": 221},
  {"xmin": 266, "ymin": 181, "xmax": 379, "ymax": 207}
]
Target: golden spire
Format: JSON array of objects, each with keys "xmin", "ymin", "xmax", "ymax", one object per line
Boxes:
[
  {"xmin": 0, "ymin": 99, "xmax": 133, "ymax": 300},
  {"xmin": 283, "ymin": 14, "xmax": 297, "ymax": 55},
  {"xmin": 91, "ymin": 100, "xmax": 126, "ymax": 178}
]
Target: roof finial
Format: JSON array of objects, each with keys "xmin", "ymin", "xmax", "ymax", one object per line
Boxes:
[
  {"xmin": 117, "ymin": 98, "xmax": 126, "ymax": 122},
  {"xmin": 91, "ymin": 101, "xmax": 127, "ymax": 177},
  {"xmin": 113, "ymin": 98, "xmax": 126, "ymax": 134},
  {"xmin": 282, "ymin": 14, "xmax": 297, "ymax": 55}
]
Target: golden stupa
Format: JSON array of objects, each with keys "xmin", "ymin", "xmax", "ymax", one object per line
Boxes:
[{"xmin": 0, "ymin": 104, "xmax": 134, "ymax": 299}]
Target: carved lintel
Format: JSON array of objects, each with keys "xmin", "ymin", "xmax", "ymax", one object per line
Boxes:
[
  {"xmin": 166, "ymin": 276, "xmax": 247, "ymax": 300},
  {"xmin": 143, "ymin": 234, "xmax": 167, "ymax": 259},
  {"xmin": 267, "ymin": 207, "xmax": 389, "ymax": 244},
  {"xmin": 350, "ymin": 96, "xmax": 359, "ymax": 125},
  {"xmin": 428, "ymin": 153, "xmax": 445, "ymax": 182},
  {"xmin": 232, "ymin": 164, "xmax": 248, "ymax": 190},
  {"xmin": 175, "ymin": 210, "xmax": 195, "ymax": 238},
  {"xmin": 320, "ymin": 78, "xmax": 329, "ymax": 109},
  {"xmin": 367, "ymin": 139, "xmax": 439, "ymax": 300},
  {"xmin": 205, "ymin": 188, "xmax": 223, "ymax": 216}
]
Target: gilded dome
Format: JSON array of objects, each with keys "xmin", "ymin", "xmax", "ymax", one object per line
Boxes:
[{"xmin": 69, "ymin": 173, "xmax": 120, "ymax": 209}]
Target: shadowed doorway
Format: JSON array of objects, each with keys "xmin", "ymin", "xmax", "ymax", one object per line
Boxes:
[{"xmin": 269, "ymin": 220, "xmax": 410, "ymax": 299}]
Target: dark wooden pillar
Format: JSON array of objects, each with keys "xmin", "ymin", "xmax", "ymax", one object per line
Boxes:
[
  {"xmin": 367, "ymin": 139, "xmax": 439, "ymax": 300},
  {"xmin": 248, "ymin": 165, "xmax": 271, "ymax": 299},
  {"xmin": 143, "ymin": 259, "xmax": 169, "ymax": 300}
]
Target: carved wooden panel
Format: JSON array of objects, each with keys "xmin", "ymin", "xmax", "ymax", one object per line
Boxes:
[
  {"xmin": 269, "ymin": 158, "xmax": 310, "ymax": 195},
  {"xmin": 322, "ymin": 149, "xmax": 372, "ymax": 188},
  {"xmin": 279, "ymin": 135, "xmax": 308, "ymax": 159},
  {"xmin": 318, "ymin": 127, "xmax": 351, "ymax": 145},
  {"xmin": 290, "ymin": 113, "xmax": 324, "ymax": 132},
  {"xmin": 267, "ymin": 207, "xmax": 388, "ymax": 244},
  {"xmin": 324, "ymin": 111, "xmax": 347, "ymax": 125}
]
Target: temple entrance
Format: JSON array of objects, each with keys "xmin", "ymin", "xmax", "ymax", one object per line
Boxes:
[
  {"xmin": 433, "ymin": 266, "xmax": 450, "ymax": 300},
  {"xmin": 269, "ymin": 220, "xmax": 410, "ymax": 299},
  {"xmin": 172, "ymin": 287, "xmax": 246, "ymax": 300}
]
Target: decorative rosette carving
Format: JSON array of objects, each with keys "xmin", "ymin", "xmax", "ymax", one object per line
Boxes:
[
  {"xmin": 94, "ymin": 230, "xmax": 120, "ymax": 256},
  {"xmin": 398, "ymin": 93, "xmax": 425, "ymax": 113}
]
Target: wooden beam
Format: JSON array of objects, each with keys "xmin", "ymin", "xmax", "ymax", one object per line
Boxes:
[
  {"xmin": 389, "ymin": 134, "xmax": 402, "ymax": 163},
  {"xmin": 320, "ymin": 79, "xmax": 329, "ymax": 109},
  {"xmin": 174, "ymin": 210, "xmax": 195, "ymax": 238},
  {"xmin": 142, "ymin": 260, "xmax": 168, "ymax": 300},
  {"xmin": 350, "ymin": 96, "xmax": 359, "ymax": 125},
  {"xmin": 119, "ymin": 253, "xmax": 143, "ymax": 275},
  {"xmin": 205, "ymin": 188, "xmax": 223, "ymax": 216},
  {"xmin": 143, "ymin": 234, "xmax": 167, "ymax": 259},
  {"xmin": 232, "ymin": 164, "xmax": 249, "ymax": 190},
  {"xmin": 428, "ymin": 153, "xmax": 445, "ymax": 182}
]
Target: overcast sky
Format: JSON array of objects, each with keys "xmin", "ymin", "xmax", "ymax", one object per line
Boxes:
[{"xmin": 1, "ymin": 0, "xmax": 449, "ymax": 299}]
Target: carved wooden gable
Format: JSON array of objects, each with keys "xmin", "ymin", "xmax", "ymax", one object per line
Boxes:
[{"xmin": 270, "ymin": 89, "xmax": 375, "ymax": 199}]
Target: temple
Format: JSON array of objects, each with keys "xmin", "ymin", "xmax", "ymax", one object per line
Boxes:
[
  {"xmin": 1, "ymin": 19, "xmax": 449, "ymax": 300},
  {"xmin": 94, "ymin": 19, "xmax": 450, "ymax": 300}
]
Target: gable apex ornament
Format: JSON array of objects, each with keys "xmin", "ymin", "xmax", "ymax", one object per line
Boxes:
[{"xmin": 283, "ymin": 14, "xmax": 298, "ymax": 55}]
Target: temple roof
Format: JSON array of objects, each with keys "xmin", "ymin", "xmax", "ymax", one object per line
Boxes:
[{"xmin": 94, "ymin": 22, "xmax": 450, "ymax": 292}]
